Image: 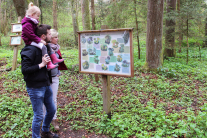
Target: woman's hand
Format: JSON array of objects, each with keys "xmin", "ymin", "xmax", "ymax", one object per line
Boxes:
[{"xmin": 39, "ymin": 54, "xmax": 51, "ymax": 68}]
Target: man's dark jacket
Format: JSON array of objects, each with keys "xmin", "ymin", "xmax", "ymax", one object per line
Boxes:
[{"xmin": 21, "ymin": 45, "xmax": 51, "ymax": 88}]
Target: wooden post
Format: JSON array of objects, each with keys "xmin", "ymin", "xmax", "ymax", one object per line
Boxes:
[
  {"xmin": 102, "ymin": 75, "xmax": 111, "ymax": 118},
  {"xmin": 12, "ymin": 16, "xmax": 21, "ymax": 71},
  {"xmin": 101, "ymin": 25, "xmax": 111, "ymax": 118},
  {"xmin": 12, "ymin": 46, "xmax": 18, "ymax": 71}
]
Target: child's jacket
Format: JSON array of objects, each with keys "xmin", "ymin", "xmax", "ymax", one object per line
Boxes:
[{"xmin": 21, "ymin": 17, "xmax": 41, "ymax": 45}]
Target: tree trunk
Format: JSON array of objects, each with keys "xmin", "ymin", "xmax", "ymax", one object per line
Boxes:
[
  {"xmin": 12, "ymin": 0, "xmax": 27, "ymax": 19},
  {"xmin": 81, "ymin": 0, "xmax": 90, "ymax": 30},
  {"xmin": 133, "ymin": 0, "xmax": 140, "ymax": 59},
  {"xmin": 145, "ymin": 0, "xmax": 164, "ymax": 70},
  {"xmin": 112, "ymin": 0, "xmax": 117, "ymax": 28},
  {"xmin": 164, "ymin": 0, "xmax": 176, "ymax": 57},
  {"xmin": 0, "ymin": 0, "xmax": 2, "ymax": 46},
  {"xmin": 91, "ymin": 0, "xmax": 96, "ymax": 30},
  {"xmin": 34, "ymin": 0, "xmax": 39, "ymax": 7},
  {"xmin": 53, "ymin": 0, "xmax": 58, "ymax": 30},
  {"xmin": 177, "ymin": 0, "xmax": 183, "ymax": 52},
  {"xmin": 204, "ymin": 18, "xmax": 207, "ymax": 47},
  {"xmin": 186, "ymin": 18, "xmax": 189, "ymax": 64},
  {"xmin": 91, "ymin": 0, "xmax": 99, "ymax": 82},
  {"xmin": 3, "ymin": 9, "xmax": 7, "ymax": 36},
  {"xmin": 39, "ymin": 0, "xmax": 43, "ymax": 24},
  {"xmin": 71, "ymin": 0, "xmax": 79, "ymax": 45},
  {"xmin": 0, "ymin": 7, "xmax": 7, "ymax": 36}
]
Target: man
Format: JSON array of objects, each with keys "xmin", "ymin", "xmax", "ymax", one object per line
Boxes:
[{"xmin": 21, "ymin": 24, "xmax": 59, "ymax": 138}]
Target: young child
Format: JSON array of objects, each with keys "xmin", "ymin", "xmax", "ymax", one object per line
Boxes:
[{"xmin": 21, "ymin": 2, "xmax": 64, "ymax": 70}]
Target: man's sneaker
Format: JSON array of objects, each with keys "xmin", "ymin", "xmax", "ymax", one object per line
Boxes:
[
  {"xmin": 51, "ymin": 119, "xmax": 60, "ymax": 131},
  {"xmin": 41, "ymin": 131, "xmax": 59, "ymax": 138}
]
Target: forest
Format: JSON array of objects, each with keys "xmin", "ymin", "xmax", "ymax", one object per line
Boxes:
[{"xmin": 1, "ymin": 0, "xmax": 207, "ymax": 137}]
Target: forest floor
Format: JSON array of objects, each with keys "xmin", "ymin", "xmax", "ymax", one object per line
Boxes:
[
  {"xmin": 0, "ymin": 74, "xmax": 108, "ymax": 138},
  {"xmin": 1, "ymin": 45, "xmax": 207, "ymax": 137},
  {"xmin": 0, "ymin": 67, "xmax": 108, "ymax": 138}
]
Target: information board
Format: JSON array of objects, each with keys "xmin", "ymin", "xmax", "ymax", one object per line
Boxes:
[
  {"xmin": 78, "ymin": 28, "xmax": 134, "ymax": 77},
  {"xmin": 11, "ymin": 23, "xmax": 22, "ymax": 33},
  {"xmin": 10, "ymin": 35, "xmax": 22, "ymax": 46}
]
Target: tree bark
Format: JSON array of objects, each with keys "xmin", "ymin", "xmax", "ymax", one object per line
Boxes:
[
  {"xmin": 133, "ymin": 0, "xmax": 140, "ymax": 59},
  {"xmin": 112, "ymin": 0, "xmax": 117, "ymax": 28},
  {"xmin": 186, "ymin": 18, "xmax": 189, "ymax": 64},
  {"xmin": 53, "ymin": 0, "xmax": 58, "ymax": 30},
  {"xmin": 0, "ymin": 0, "xmax": 2, "ymax": 46},
  {"xmin": 145, "ymin": 0, "xmax": 164, "ymax": 69},
  {"xmin": 81, "ymin": 0, "xmax": 90, "ymax": 30},
  {"xmin": 39, "ymin": 0, "xmax": 43, "ymax": 24},
  {"xmin": 91, "ymin": 0, "xmax": 99, "ymax": 82},
  {"xmin": 12, "ymin": 0, "xmax": 27, "ymax": 19},
  {"xmin": 204, "ymin": 17, "xmax": 207, "ymax": 47},
  {"xmin": 164, "ymin": 0, "xmax": 176, "ymax": 57},
  {"xmin": 71, "ymin": 0, "xmax": 79, "ymax": 45},
  {"xmin": 91, "ymin": 0, "xmax": 96, "ymax": 30},
  {"xmin": 3, "ymin": 9, "xmax": 7, "ymax": 36},
  {"xmin": 177, "ymin": 0, "xmax": 183, "ymax": 52},
  {"xmin": 0, "ymin": 5, "xmax": 7, "ymax": 37},
  {"xmin": 34, "ymin": 0, "xmax": 39, "ymax": 7}
]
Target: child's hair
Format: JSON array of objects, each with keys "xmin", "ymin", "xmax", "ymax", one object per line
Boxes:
[
  {"xmin": 26, "ymin": 2, "xmax": 41, "ymax": 16},
  {"xmin": 51, "ymin": 29, "xmax": 59, "ymax": 38}
]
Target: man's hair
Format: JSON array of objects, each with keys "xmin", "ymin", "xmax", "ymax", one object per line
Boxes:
[{"xmin": 36, "ymin": 24, "xmax": 51, "ymax": 37}]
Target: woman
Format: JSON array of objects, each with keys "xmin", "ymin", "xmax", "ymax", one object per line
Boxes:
[{"xmin": 43, "ymin": 29, "xmax": 68, "ymax": 131}]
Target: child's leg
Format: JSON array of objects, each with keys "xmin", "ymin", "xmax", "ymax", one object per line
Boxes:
[
  {"xmin": 42, "ymin": 45, "xmax": 58, "ymax": 70},
  {"xmin": 46, "ymin": 45, "xmax": 54, "ymax": 55},
  {"xmin": 47, "ymin": 44, "xmax": 64, "ymax": 64},
  {"xmin": 42, "ymin": 45, "xmax": 48, "ymax": 56},
  {"xmin": 31, "ymin": 42, "xmax": 44, "ymax": 49}
]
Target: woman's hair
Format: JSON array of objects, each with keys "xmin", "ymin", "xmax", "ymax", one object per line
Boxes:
[
  {"xmin": 26, "ymin": 2, "xmax": 41, "ymax": 16},
  {"xmin": 51, "ymin": 29, "xmax": 58, "ymax": 38}
]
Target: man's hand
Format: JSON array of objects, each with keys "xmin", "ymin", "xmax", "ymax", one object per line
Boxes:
[{"xmin": 39, "ymin": 54, "xmax": 51, "ymax": 68}]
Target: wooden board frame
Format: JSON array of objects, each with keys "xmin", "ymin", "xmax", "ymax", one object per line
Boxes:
[
  {"xmin": 78, "ymin": 28, "xmax": 134, "ymax": 77},
  {"xmin": 11, "ymin": 23, "xmax": 22, "ymax": 33},
  {"xmin": 10, "ymin": 35, "xmax": 22, "ymax": 46}
]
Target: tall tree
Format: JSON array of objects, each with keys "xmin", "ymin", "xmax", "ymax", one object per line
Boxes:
[
  {"xmin": 91, "ymin": 0, "xmax": 96, "ymax": 30},
  {"xmin": 112, "ymin": 0, "xmax": 117, "ymax": 28},
  {"xmin": 205, "ymin": 17, "xmax": 207, "ymax": 47},
  {"xmin": 133, "ymin": 0, "xmax": 140, "ymax": 59},
  {"xmin": 145, "ymin": 0, "xmax": 164, "ymax": 69},
  {"xmin": 91, "ymin": 0, "xmax": 99, "ymax": 82},
  {"xmin": 0, "ymin": 0, "xmax": 2, "ymax": 46},
  {"xmin": 12, "ymin": 0, "xmax": 27, "ymax": 19},
  {"xmin": 164, "ymin": 0, "xmax": 176, "ymax": 57},
  {"xmin": 0, "ymin": 0, "xmax": 8, "ymax": 36},
  {"xmin": 71, "ymin": 0, "xmax": 79, "ymax": 44},
  {"xmin": 39, "ymin": 0, "xmax": 42, "ymax": 24},
  {"xmin": 177, "ymin": 0, "xmax": 183, "ymax": 52},
  {"xmin": 81, "ymin": 0, "xmax": 90, "ymax": 30},
  {"xmin": 53, "ymin": 0, "xmax": 58, "ymax": 30},
  {"xmin": 2, "ymin": 9, "xmax": 7, "ymax": 36}
]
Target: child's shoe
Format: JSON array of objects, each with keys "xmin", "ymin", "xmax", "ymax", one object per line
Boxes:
[
  {"xmin": 47, "ymin": 61, "xmax": 58, "ymax": 71},
  {"xmin": 50, "ymin": 53, "xmax": 64, "ymax": 64}
]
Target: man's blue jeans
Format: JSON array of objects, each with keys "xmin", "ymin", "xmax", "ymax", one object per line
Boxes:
[{"xmin": 27, "ymin": 86, "xmax": 56, "ymax": 138}]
